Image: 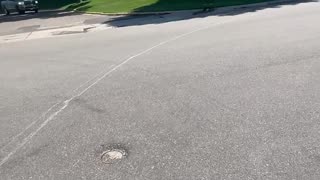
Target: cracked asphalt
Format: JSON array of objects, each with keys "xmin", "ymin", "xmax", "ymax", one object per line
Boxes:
[{"xmin": 0, "ymin": 1, "xmax": 320, "ymax": 179}]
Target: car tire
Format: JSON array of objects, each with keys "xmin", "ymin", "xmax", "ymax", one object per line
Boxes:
[{"xmin": 34, "ymin": 9, "xmax": 38, "ymax": 13}]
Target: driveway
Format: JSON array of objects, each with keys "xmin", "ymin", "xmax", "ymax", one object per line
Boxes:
[{"xmin": 1, "ymin": 1, "xmax": 320, "ymax": 179}]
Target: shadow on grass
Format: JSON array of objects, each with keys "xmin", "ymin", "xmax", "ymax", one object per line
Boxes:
[
  {"xmin": 39, "ymin": 0, "xmax": 80, "ymax": 9},
  {"xmin": 0, "ymin": 0, "xmax": 317, "ymax": 26},
  {"xmin": 103, "ymin": 0, "xmax": 317, "ymax": 27}
]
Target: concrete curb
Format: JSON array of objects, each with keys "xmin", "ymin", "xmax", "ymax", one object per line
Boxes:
[{"xmin": 78, "ymin": 0, "xmax": 296, "ymax": 15}]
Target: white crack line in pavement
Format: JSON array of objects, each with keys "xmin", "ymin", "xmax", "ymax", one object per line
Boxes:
[
  {"xmin": 0, "ymin": 17, "xmax": 237, "ymax": 167},
  {"xmin": 0, "ymin": 102, "xmax": 60, "ymax": 153},
  {"xmin": 0, "ymin": 64, "xmax": 116, "ymax": 154}
]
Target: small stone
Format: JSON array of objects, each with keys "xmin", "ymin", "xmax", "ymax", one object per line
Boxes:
[{"xmin": 101, "ymin": 149, "xmax": 127, "ymax": 164}]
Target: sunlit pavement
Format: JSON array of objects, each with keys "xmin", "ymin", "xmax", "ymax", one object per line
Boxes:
[{"xmin": 0, "ymin": 1, "xmax": 320, "ymax": 179}]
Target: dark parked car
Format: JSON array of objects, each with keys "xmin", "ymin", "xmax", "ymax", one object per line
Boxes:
[{"xmin": 1, "ymin": 0, "xmax": 38, "ymax": 15}]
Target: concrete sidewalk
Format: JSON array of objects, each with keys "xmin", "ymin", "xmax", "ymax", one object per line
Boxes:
[
  {"xmin": 0, "ymin": 23, "xmax": 111, "ymax": 43},
  {"xmin": 0, "ymin": 11, "xmax": 118, "ymax": 36}
]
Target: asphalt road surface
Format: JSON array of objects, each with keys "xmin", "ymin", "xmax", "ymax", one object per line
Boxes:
[{"xmin": 1, "ymin": 1, "xmax": 320, "ymax": 179}]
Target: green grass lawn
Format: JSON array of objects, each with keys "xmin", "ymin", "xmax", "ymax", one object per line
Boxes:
[{"xmin": 40, "ymin": 0, "xmax": 276, "ymax": 13}]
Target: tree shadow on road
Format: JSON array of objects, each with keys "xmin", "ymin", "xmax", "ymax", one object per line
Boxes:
[
  {"xmin": 0, "ymin": 0, "xmax": 317, "ymax": 28},
  {"xmin": 103, "ymin": 0, "xmax": 318, "ymax": 27}
]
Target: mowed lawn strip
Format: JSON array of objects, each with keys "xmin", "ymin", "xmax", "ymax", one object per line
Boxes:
[
  {"xmin": 77, "ymin": 0, "xmax": 275, "ymax": 13},
  {"xmin": 39, "ymin": 0, "xmax": 277, "ymax": 13}
]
